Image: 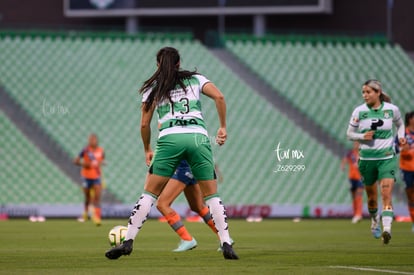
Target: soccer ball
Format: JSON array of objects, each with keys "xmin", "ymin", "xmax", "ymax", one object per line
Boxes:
[{"xmin": 108, "ymin": 225, "xmax": 128, "ymax": 247}]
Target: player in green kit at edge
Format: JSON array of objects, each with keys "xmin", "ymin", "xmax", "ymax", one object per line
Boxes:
[
  {"xmin": 347, "ymin": 79, "xmax": 406, "ymax": 244},
  {"xmin": 105, "ymin": 47, "xmax": 238, "ymax": 260}
]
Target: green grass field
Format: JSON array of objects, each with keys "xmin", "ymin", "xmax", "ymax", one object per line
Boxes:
[{"xmin": 0, "ymin": 219, "xmax": 413, "ymax": 275}]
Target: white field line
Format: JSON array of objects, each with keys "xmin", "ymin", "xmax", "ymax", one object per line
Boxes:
[{"xmin": 329, "ymin": 266, "xmax": 414, "ymax": 275}]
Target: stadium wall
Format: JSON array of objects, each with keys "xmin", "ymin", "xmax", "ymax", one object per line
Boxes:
[
  {"xmin": 0, "ymin": 203, "xmax": 409, "ymax": 219},
  {"xmin": 0, "ymin": 0, "xmax": 414, "ymax": 50}
]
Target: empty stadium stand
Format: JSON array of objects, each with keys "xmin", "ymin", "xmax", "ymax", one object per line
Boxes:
[
  {"xmin": 0, "ymin": 110, "xmax": 82, "ymax": 204},
  {"xmin": 1, "ymin": 31, "xmax": 362, "ymax": 207},
  {"xmin": 225, "ymin": 34, "xmax": 414, "ymax": 147}
]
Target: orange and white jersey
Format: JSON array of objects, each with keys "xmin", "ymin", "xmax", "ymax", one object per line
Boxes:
[
  {"xmin": 400, "ymin": 129, "xmax": 414, "ymax": 172},
  {"xmin": 345, "ymin": 149, "xmax": 362, "ymax": 180},
  {"xmin": 79, "ymin": 146, "xmax": 105, "ymax": 179}
]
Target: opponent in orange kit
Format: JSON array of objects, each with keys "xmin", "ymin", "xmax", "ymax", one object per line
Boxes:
[
  {"xmin": 341, "ymin": 141, "xmax": 363, "ymax": 223},
  {"xmin": 73, "ymin": 133, "xmax": 105, "ymax": 226},
  {"xmin": 396, "ymin": 111, "xmax": 414, "ymax": 232}
]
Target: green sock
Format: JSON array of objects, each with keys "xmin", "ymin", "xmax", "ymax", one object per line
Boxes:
[{"xmin": 369, "ymin": 208, "xmax": 378, "ymax": 218}]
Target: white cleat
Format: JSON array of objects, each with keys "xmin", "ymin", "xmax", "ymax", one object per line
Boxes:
[
  {"xmin": 371, "ymin": 214, "xmax": 382, "ymax": 239},
  {"xmin": 351, "ymin": 216, "xmax": 362, "ymax": 224},
  {"xmin": 173, "ymin": 238, "xmax": 197, "ymax": 252}
]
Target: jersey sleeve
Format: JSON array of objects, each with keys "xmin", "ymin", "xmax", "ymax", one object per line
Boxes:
[
  {"xmin": 349, "ymin": 108, "xmax": 359, "ymax": 127},
  {"xmin": 141, "ymin": 88, "xmax": 152, "ymax": 103},
  {"xmin": 393, "ymin": 105, "xmax": 405, "ymax": 139},
  {"xmin": 392, "ymin": 105, "xmax": 402, "ymax": 123},
  {"xmin": 196, "ymin": 74, "xmax": 211, "ymax": 92},
  {"xmin": 78, "ymin": 148, "xmax": 86, "ymax": 158},
  {"xmin": 347, "ymin": 108, "xmax": 365, "ymax": 141},
  {"xmin": 394, "ymin": 135, "xmax": 401, "ymax": 154}
]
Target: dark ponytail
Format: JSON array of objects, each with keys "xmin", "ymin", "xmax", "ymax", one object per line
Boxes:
[
  {"xmin": 405, "ymin": 111, "xmax": 414, "ymax": 126},
  {"xmin": 140, "ymin": 47, "xmax": 197, "ymax": 112},
  {"xmin": 380, "ymin": 92, "xmax": 392, "ymax": 103}
]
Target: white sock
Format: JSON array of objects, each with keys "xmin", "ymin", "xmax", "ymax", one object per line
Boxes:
[
  {"xmin": 126, "ymin": 193, "xmax": 157, "ymax": 240},
  {"xmin": 205, "ymin": 195, "xmax": 231, "ymax": 245},
  {"xmin": 382, "ymin": 209, "xmax": 393, "ymax": 233}
]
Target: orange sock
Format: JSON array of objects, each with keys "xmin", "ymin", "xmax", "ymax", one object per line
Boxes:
[
  {"xmin": 94, "ymin": 207, "xmax": 101, "ymax": 219},
  {"xmin": 165, "ymin": 211, "xmax": 192, "ymax": 241},
  {"xmin": 355, "ymin": 195, "xmax": 363, "ymax": 217},
  {"xmin": 352, "ymin": 198, "xmax": 357, "ymax": 216},
  {"xmin": 406, "ymin": 188, "xmax": 414, "ymax": 222},
  {"xmin": 199, "ymin": 206, "xmax": 218, "ymax": 234},
  {"xmin": 409, "ymin": 207, "xmax": 414, "ymax": 222}
]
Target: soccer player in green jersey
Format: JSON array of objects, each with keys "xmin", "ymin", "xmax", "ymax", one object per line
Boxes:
[
  {"xmin": 105, "ymin": 47, "xmax": 238, "ymax": 260},
  {"xmin": 347, "ymin": 79, "xmax": 406, "ymax": 244}
]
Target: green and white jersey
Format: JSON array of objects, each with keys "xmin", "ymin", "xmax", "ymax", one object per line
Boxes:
[
  {"xmin": 349, "ymin": 102, "xmax": 402, "ymax": 160},
  {"xmin": 142, "ymin": 74, "xmax": 210, "ymax": 138}
]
